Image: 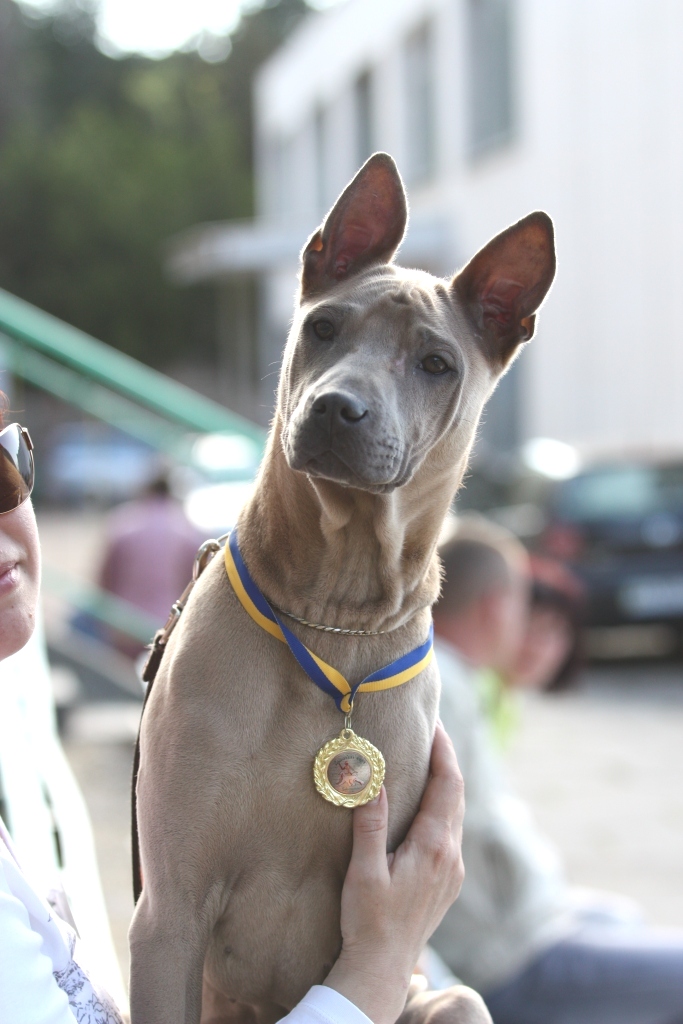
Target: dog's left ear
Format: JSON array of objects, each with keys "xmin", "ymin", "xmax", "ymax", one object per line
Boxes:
[
  {"xmin": 452, "ymin": 212, "xmax": 556, "ymax": 366},
  {"xmin": 300, "ymin": 153, "xmax": 408, "ymax": 300}
]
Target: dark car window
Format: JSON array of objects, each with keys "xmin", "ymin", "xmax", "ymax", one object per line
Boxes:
[{"xmin": 556, "ymin": 464, "xmax": 683, "ymax": 521}]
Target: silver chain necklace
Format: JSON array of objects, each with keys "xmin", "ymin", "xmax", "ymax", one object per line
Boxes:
[
  {"xmin": 273, "ymin": 605, "xmax": 386, "ymax": 636},
  {"xmin": 216, "ymin": 532, "xmax": 388, "ymax": 636}
]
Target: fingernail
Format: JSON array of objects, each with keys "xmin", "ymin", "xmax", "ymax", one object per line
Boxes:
[{"xmin": 368, "ymin": 794, "xmax": 381, "ymax": 806}]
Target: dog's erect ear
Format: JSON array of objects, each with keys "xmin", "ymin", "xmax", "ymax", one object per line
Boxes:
[
  {"xmin": 300, "ymin": 153, "xmax": 407, "ymax": 300},
  {"xmin": 452, "ymin": 212, "xmax": 556, "ymax": 366}
]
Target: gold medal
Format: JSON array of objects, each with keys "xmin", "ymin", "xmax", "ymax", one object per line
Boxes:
[{"xmin": 313, "ymin": 725, "xmax": 385, "ymax": 808}]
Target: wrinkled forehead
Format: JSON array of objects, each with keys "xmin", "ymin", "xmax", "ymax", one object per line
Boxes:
[{"xmin": 297, "ymin": 264, "xmax": 480, "ymax": 359}]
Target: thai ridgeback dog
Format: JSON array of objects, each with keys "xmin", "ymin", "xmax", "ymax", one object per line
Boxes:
[{"xmin": 129, "ymin": 153, "xmax": 555, "ymax": 1024}]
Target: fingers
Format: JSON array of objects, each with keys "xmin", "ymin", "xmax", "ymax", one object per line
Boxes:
[
  {"xmin": 349, "ymin": 786, "xmax": 389, "ymax": 882},
  {"xmin": 423, "ymin": 723, "xmax": 465, "ymax": 823},
  {"xmin": 432, "ymin": 720, "xmax": 457, "ymax": 774},
  {"xmin": 403, "ymin": 724, "xmax": 465, "ymax": 849}
]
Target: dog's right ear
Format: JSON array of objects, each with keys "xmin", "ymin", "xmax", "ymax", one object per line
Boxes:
[
  {"xmin": 300, "ymin": 153, "xmax": 408, "ymax": 300},
  {"xmin": 452, "ymin": 212, "xmax": 556, "ymax": 368}
]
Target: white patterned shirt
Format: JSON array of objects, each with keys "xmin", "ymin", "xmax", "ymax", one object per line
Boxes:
[
  {"xmin": 0, "ymin": 818, "xmax": 372, "ymax": 1024},
  {"xmin": 0, "ymin": 817, "xmax": 123, "ymax": 1023}
]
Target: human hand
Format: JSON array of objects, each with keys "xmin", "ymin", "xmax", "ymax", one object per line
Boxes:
[{"xmin": 324, "ymin": 723, "xmax": 465, "ymax": 1024}]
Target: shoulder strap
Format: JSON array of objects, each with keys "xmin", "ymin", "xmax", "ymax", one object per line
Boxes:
[{"xmin": 131, "ymin": 537, "xmax": 225, "ymax": 903}]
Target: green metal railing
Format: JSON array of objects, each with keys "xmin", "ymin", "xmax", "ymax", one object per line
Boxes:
[
  {"xmin": 0, "ymin": 287, "xmax": 266, "ymax": 465},
  {"xmin": 42, "ymin": 566, "xmax": 160, "ymax": 645}
]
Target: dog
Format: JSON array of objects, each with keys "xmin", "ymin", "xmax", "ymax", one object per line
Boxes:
[{"xmin": 129, "ymin": 153, "xmax": 555, "ymax": 1024}]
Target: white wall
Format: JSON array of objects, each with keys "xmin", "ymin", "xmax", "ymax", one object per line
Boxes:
[
  {"xmin": 254, "ymin": 0, "xmax": 683, "ymax": 452},
  {"xmin": 523, "ymin": 0, "xmax": 683, "ymax": 450}
]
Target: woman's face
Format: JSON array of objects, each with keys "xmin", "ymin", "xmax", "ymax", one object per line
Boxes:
[{"xmin": 0, "ymin": 500, "xmax": 40, "ymax": 661}]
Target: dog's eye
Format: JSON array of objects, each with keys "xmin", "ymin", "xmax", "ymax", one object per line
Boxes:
[
  {"xmin": 312, "ymin": 319, "xmax": 335, "ymax": 340},
  {"xmin": 421, "ymin": 355, "xmax": 449, "ymax": 375}
]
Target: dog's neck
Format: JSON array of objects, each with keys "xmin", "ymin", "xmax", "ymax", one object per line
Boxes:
[{"xmin": 238, "ymin": 414, "xmax": 468, "ymax": 633}]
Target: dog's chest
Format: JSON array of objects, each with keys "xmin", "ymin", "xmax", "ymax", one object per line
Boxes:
[
  {"xmin": 220, "ymin": 636, "xmax": 434, "ymax": 836},
  {"xmin": 162, "ymin": 555, "xmax": 440, "ymax": 846}
]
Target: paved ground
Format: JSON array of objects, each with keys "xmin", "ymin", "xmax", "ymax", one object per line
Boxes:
[
  {"xmin": 37, "ymin": 511, "xmax": 683, "ymax": 984},
  {"xmin": 507, "ymin": 669, "xmax": 683, "ymax": 927}
]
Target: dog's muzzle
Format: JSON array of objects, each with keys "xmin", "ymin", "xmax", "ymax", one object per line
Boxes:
[{"xmin": 284, "ymin": 388, "xmax": 405, "ymax": 490}]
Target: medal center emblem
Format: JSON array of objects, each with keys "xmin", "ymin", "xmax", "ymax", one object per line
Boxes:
[
  {"xmin": 327, "ymin": 750, "xmax": 372, "ymax": 795},
  {"xmin": 313, "ymin": 727, "xmax": 385, "ymax": 808}
]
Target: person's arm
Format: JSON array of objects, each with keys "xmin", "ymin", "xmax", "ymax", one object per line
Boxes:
[
  {"xmin": 276, "ymin": 985, "xmax": 375, "ymax": 1024},
  {"xmin": 312, "ymin": 722, "xmax": 465, "ymax": 1024},
  {"xmin": 0, "ymin": 861, "xmax": 76, "ymax": 1024}
]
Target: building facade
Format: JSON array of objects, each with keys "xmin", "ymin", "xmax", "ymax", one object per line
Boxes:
[{"xmin": 171, "ymin": 0, "xmax": 683, "ymax": 454}]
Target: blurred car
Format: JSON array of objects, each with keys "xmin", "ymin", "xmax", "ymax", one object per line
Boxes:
[
  {"xmin": 540, "ymin": 458, "xmax": 683, "ymax": 659},
  {"xmin": 459, "ymin": 440, "xmax": 683, "ymax": 660},
  {"xmin": 44, "ymin": 421, "xmax": 263, "ymax": 511},
  {"xmin": 44, "ymin": 422, "xmax": 158, "ymax": 505}
]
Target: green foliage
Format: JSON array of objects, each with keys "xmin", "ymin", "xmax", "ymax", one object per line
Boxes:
[{"xmin": 0, "ymin": 0, "xmax": 309, "ymax": 367}]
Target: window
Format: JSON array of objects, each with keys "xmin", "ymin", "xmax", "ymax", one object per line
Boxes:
[
  {"xmin": 404, "ymin": 23, "xmax": 435, "ymax": 184},
  {"xmin": 264, "ymin": 135, "xmax": 295, "ymax": 220},
  {"xmin": 354, "ymin": 70, "xmax": 374, "ymax": 168},
  {"xmin": 314, "ymin": 105, "xmax": 331, "ymax": 216},
  {"xmin": 467, "ymin": 0, "xmax": 515, "ymax": 157}
]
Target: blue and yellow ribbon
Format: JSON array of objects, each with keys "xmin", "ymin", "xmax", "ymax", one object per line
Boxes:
[{"xmin": 225, "ymin": 529, "xmax": 433, "ymax": 713}]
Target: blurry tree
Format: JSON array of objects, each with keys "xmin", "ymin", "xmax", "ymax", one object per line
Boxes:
[{"xmin": 0, "ymin": 0, "xmax": 309, "ymax": 368}]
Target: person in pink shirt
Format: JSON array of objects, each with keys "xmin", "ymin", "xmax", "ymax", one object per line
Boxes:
[{"xmin": 98, "ymin": 473, "xmax": 204, "ymax": 656}]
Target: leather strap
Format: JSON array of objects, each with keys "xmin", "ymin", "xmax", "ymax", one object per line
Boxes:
[{"xmin": 131, "ymin": 537, "xmax": 225, "ymax": 903}]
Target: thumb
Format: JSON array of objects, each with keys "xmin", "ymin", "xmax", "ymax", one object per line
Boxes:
[{"xmin": 349, "ymin": 786, "xmax": 389, "ymax": 880}]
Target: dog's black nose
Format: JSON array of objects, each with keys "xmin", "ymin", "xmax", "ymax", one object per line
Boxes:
[{"xmin": 311, "ymin": 391, "xmax": 368, "ymax": 425}]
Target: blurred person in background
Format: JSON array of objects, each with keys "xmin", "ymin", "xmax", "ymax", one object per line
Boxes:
[
  {"xmin": 430, "ymin": 515, "xmax": 683, "ymax": 1024},
  {"xmin": 97, "ymin": 470, "xmax": 204, "ymax": 657},
  {"xmin": 518, "ymin": 555, "xmax": 585, "ymax": 694},
  {"xmin": 471, "ymin": 549, "xmax": 584, "ymax": 749}
]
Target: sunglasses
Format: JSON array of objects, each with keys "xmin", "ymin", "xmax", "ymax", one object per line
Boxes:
[{"xmin": 0, "ymin": 423, "xmax": 35, "ymax": 515}]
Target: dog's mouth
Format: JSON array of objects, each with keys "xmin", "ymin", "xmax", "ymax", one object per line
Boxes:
[
  {"xmin": 290, "ymin": 448, "xmax": 410, "ymax": 494},
  {"xmin": 306, "ymin": 452, "xmax": 392, "ymax": 492}
]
